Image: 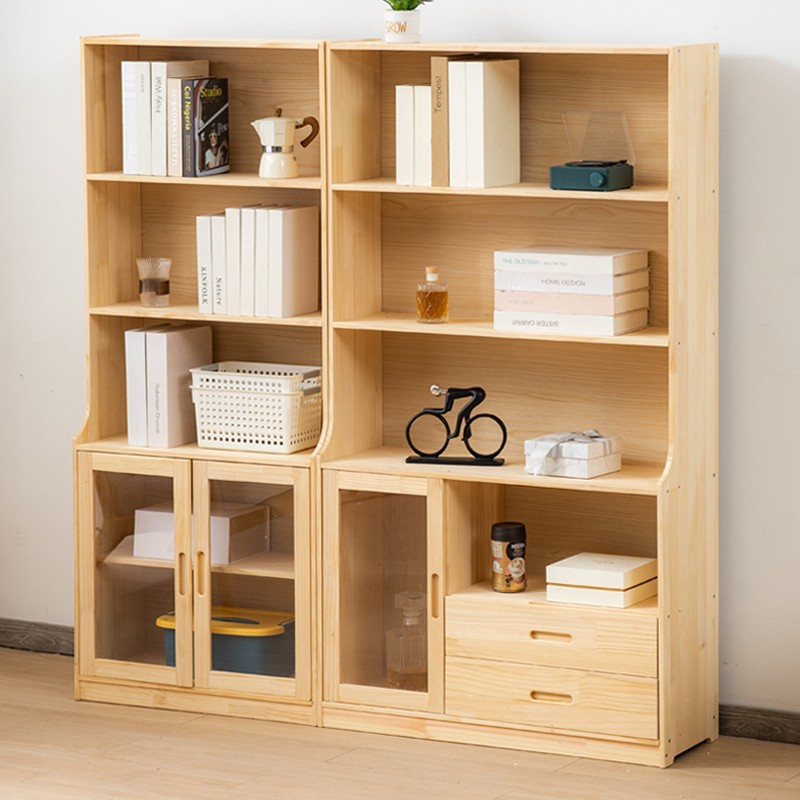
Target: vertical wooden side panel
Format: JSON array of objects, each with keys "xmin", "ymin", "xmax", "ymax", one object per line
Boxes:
[{"xmin": 659, "ymin": 43, "xmax": 719, "ymax": 764}]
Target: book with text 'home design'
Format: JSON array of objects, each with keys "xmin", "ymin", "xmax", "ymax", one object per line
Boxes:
[
  {"xmin": 145, "ymin": 325, "xmax": 212, "ymax": 448},
  {"xmin": 493, "ymin": 267, "xmax": 650, "ymax": 296},
  {"xmin": 151, "ymin": 60, "xmax": 209, "ymax": 176},
  {"xmin": 181, "ymin": 77, "xmax": 229, "ymax": 177}
]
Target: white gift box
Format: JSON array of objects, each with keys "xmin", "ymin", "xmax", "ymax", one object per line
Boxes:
[
  {"xmin": 546, "ymin": 552, "xmax": 657, "ymax": 608},
  {"xmin": 524, "ymin": 430, "xmax": 621, "ymax": 479},
  {"xmin": 133, "ymin": 501, "xmax": 270, "ymax": 565}
]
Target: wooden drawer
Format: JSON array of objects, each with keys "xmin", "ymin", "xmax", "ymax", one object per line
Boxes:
[
  {"xmin": 446, "ymin": 656, "xmax": 658, "ymax": 740},
  {"xmin": 446, "ymin": 589, "xmax": 657, "ymax": 677}
]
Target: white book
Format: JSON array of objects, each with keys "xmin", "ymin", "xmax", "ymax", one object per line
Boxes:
[
  {"xmin": 493, "ymin": 308, "xmax": 649, "ymax": 336},
  {"xmin": 494, "ymin": 288, "xmax": 649, "ymax": 316},
  {"xmin": 447, "ymin": 60, "xmax": 467, "ymax": 187},
  {"xmin": 150, "ymin": 60, "xmax": 209, "ymax": 177},
  {"xmin": 121, "ymin": 62, "xmax": 140, "ymax": 175},
  {"xmin": 464, "ymin": 59, "xmax": 519, "ymax": 188},
  {"xmin": 395, "ymin": 85, "xmax": 415, "ymax": 186},
  {"xmin": 239, "ymin": 206, "xmax": 257, "ymax": 317},
  {"xmin": 225, "ymin": 207, "xmax": 242, "ymax": 317},
  {"xmin": 145, "ymin": 325, "xmax": 212, "ymax": 448},
  {"xmin": 493, "ymin": 268, "xmax": 650, "ymax": 296},
  {"xmin": 195, "ymin": 215, "xmax": 213, "ymax": 313},
  {"xmin": 121, "ymin": 62, "xmax": 151, "ymax": 175},
  {"xmin": 413, "ymin": 85, "xmax": 432, "ymax": 187},
  {"xmin": 210, "ymin": 213, "xmax": 227, "ymax": 315},
  {"xmin": 254, "ymin": 205, "xmax": 271, "ymax": 318},
  {"xmin": 494, "ymin": 247, "xmax": 649, "ymax": 276},
  {"xmin": 268, "ymin": 205, "xmax": 320, "ymax": 318},
  {"xmin": 124, "ymin": 327, "xmax": 149, "ymax": 446}
]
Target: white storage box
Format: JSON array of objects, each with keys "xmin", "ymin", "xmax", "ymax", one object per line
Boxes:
[
  {"xmin": 524, "ymin": 430, "xmax": 621, "ymax": 479},
  {"xmin": 133, "ymin": 501, "xmax": 270, "ymax": 565},
  {"xmin": 191, "ymin": 361, "xmax": 322, "ymax": 453},
  {"xmin": 546, "ymin": 552, "xmax": 657, "ymax": 608}
]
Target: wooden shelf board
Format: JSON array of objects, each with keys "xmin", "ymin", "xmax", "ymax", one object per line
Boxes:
[
  {"xmin": 322, "ymin": 447, "xmax": 664, "ymax": 495},
  {"xmin": 329, "ymin": 40, "xmax": 675, "ymax": 56},
  {"xmin": 103, "ymin": 536, "xmax": 295, "ymax": 580},
  {"xmin": 332, "ymin": 314, "xmax": 668, "ymax": 348},
  {"xmin": 76, "ymin": 435, "xmax": 318, "ymax": 468},
  {"xmin": 332, "ymin": 178, "xmax": 669, "ymax": 203},
  {"xmin": 86, "ymin": 171, "xmax": 322, "ymax": 191},
  {"xmin": 447, "ymin": 579, "xmax": 659, "ymax": 616},
  {"xmin": 82, "ymin": 35, "xmax": 323, "ymax": 50},
  {"xmin": 89, "ymin": 303, "xmax": 323, "ymax": 327}
]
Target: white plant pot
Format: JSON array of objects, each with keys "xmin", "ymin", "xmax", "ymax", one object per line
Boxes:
[{"xmin": 384, "ymin": 10, "xmax": 421, "ymax": 43}]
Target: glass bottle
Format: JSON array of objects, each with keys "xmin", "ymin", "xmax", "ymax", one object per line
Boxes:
[
  {"xmin": 416, "ymin": 267, "xmax": 449, "ymax": 323},
  {"xmin": 385, "ymin": 591, "xmax": 428, "ymax": 692}
]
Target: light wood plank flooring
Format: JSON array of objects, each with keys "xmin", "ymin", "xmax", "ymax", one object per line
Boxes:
[{"xmin": 1, "ymin": 647, "xmax": 799, "ymax": 799}]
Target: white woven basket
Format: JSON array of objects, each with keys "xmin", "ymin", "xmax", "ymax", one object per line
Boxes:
[{"xmin": 191, "ymin": 362, "xmax": 322, "ymax": 453}]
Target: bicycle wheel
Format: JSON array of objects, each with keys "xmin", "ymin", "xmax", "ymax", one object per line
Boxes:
[
  {"xmin": 405, "ymin": 411, "xmax": 450, "ymax": 458},
  {"xmin": 463, "ymin": 413, "xmax": 507, "ymax": 460}
]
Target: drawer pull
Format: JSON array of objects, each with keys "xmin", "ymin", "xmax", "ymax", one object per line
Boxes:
[
  {"xmin": 530, "ymin": 690, "xmax": 572, "ymax": 705},
  {"xmin": 529, "ymin": 630, "xmax": 572, "ymax": 644}
]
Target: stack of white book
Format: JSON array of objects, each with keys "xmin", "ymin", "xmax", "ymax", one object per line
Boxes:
[
  {"xmin": 125, "ymin": 324, "xmax": 212, "ymax": 448},
  {"xmin": 395, "ymin": 57, "xmax": 520, "ymax": 189},
  {"xmin": 121, "ymin": 59, "xmax": 209, "ymax": 176},
  {"xmin": 196, "ymin": 204, "xmax": 319, "ymax": 318},
  {"xmin": 493, "ymin": 246, "xmax": 650, "ymax": 336}
]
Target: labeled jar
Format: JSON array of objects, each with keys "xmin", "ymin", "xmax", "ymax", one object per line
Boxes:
[{"xmin": 491, "ymin": 521, "xmax": 527, "ymax": 593}]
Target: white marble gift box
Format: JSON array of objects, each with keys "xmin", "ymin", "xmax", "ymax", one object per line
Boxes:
[{"xmin": 524, "ymin": 430, "xmax": 621, "ymax": 479}]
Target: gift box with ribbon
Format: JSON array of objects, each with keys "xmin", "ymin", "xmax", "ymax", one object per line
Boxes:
[{"xmin": 524, "ymin": 429, "xmax": 621, "ymax": 479}]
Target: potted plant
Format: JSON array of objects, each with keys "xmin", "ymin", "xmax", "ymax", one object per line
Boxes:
[{"xmin": 382, "ymin": 0, "xmax": 432, "ymax": 43}]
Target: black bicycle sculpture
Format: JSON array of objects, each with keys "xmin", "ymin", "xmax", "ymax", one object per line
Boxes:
[{"xmin": 405, "ymin": 385, "xmax": 507, "ymax": 466}]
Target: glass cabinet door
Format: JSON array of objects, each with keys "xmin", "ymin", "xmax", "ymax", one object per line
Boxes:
[
  {"xmin": 192, "ymin": 461, "xmax": 311, "ymax": 701},
  {"xmin": 76, "ymin": 452, "xmax": 192, "ymax": 686},
  {"xmin": 323, "ymin": 471, "xmax": 444, "ymax": 713}
]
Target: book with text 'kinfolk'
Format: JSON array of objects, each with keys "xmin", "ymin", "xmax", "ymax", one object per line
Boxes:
[
  {"xmin": 145, "ymin": 324, "xmax": 212, "ymax": 448},
  {"xmin": 181, "ymin": 77, "xmax": 230, "ymax": 177}
]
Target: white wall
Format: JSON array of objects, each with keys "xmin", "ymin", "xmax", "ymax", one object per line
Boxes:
[{"xmin": 2, "ymin": 0, "xmax": 798, "ymax": 714}]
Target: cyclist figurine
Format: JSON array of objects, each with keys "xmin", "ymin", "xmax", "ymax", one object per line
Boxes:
[
  {"xmin": 426, "ymin": 385, "xmax": 485, "ymax": 441},
  {"xmin": 406, "ymin": 384, "xmax": 507, "ymax": 463}
]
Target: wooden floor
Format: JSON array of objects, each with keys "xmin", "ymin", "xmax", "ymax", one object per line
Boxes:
[{"xmin": 2, "ymin": 648, "xmax": 799, "ymax": 799}]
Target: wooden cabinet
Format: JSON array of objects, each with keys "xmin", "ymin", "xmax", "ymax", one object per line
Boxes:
[
  {"xmin": 74, "ymin": 36, "xmax": 326, "ymax": 723},
  {"xmin": 75, "ymin": 36, "xmax": 717, "ymax": 767},
  {"xmin": 320, "ymin": 41, "xmax": 718, "ymax": 767}
]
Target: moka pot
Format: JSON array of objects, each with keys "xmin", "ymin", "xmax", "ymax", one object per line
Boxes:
[{"xmin": 251, "ymin": 112, "xmax": 319, "ymax": 179}]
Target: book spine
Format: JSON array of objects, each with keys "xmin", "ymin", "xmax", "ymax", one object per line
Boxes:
[
  {"xmin": 124, "ymin": 328, "xmax": 148, "ymax": 446},
  {"xmin": 224, "ymin": 207, "xmax": 241, "ymax": 317},
  {"xmin": 254, "ymin": 206, "xmax": 271, "ymax": 317},
  {"xmin": 447, "ymin": 61, "xmax": 467, "ymax": 187},
  {"xmin": 494, "ymin": 289, "xmax": 650, "ymax": 315},
  {"xmin": 121, "ymin": 62, "xmax": 139, "ymax": 175},
  {"xmin": 210, "ymin": 214, "xmax": 227, "ymax": 314},
  {"xmin": 195, "ymin": 215, "xmax": 213, "ymax": 314},
  {"xmin": 167, "ymin": 78, "xmax": 183, "ymax": 177},
  {"xmin": 150, "ymin": 62, "xmax": 168, "ymax": 176},
  {"xmin": 195, "ymin": 78, "xmax": 230, "ymax": 177},
  {"xmin": 493, "ymin": 308, "xmax": 649, "ymax": 336},
  {"xmin": 239, "ymin": 207, "xmax": 257, "ymax": 317},
  {"xmin": 145, "ymin": 330, "xmax": 168, "ymax": 447},
  {"xmin": 413, "ymin": 86, "xmax": 432, "ymax": 187},
  {"xmin": 181, "ymin": 79, "xmax": 196, "ymax": 177},
  {"xmin": 493, "ymin": 268, "xmax": 650, "ymax": 295},
  {"xmin": 430, "ymin": 57, "xmax": 450, "ymax": 187},
  {"xmin": 135, "ymin": 62, "xmax": 152, "ymax": 176},
  {"xmin": 395, "ymin": 85, "xmax": 415, "ymax": 186},
  {"xmin": 493, "ymin": 249, "xmax": 649, "ymax": 275}
]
